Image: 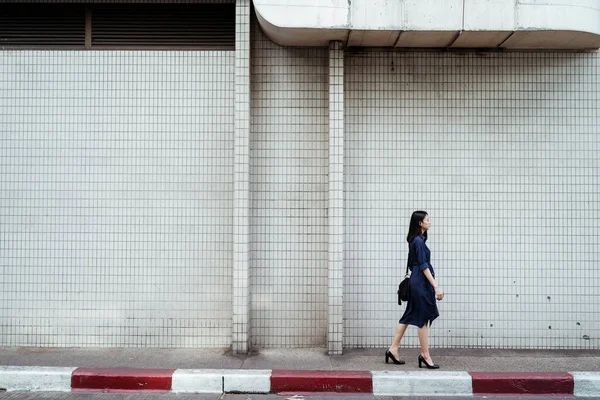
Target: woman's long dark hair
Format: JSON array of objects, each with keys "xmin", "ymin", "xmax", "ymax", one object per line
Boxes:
[{"xmin": 407, "ymin": 210, "xmax": 428, "ymax": 243}]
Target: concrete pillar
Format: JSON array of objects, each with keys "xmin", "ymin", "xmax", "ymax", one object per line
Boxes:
[
  {"xmin": 328, "ymin": 40, "xmax": 344, "ymax": 355},
  {"xmin": 232, "ymin": 0, "xmax": 251, "ymax": 354}
]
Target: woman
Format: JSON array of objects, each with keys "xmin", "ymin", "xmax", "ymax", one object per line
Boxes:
[{"xmin": 385, "ymin": 210, "xmax": 444, "ymax": 369}]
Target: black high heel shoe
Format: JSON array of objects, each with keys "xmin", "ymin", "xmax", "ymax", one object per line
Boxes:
[
  {"xmin": 385, "ymin": 350, "xmax": 405, "ymax": 365},
  {"xmin": 418, "ymin": 355, "xmax": 440, "ymax": 369}
]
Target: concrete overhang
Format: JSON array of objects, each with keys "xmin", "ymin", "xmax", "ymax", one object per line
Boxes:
[{"xmin": 253, "ymin": 0, "xmax": 600, "ymax": 50}]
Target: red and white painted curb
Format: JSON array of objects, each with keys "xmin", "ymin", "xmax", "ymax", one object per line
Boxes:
[{"xmin": 0, "ymin": 367, "xmax": 599, "ymax": 396}]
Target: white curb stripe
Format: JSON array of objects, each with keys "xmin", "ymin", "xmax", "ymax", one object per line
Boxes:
[
  {"xmin": 372, "ymin": 371, "xmax": 473, "ymax": 397},
  {"xmin": 171, "ymin": 369, "xmax": 272, "ymax": 394},
  {"xmin": 172, "ymin": 369, "xmax": 223, "ymax": 393},
  {"xmin": 572, "ymin": 372, "xmax": 600, "ymax": 397},
  {"xmin": 0, "ymin": 366, "xmax": 76, "ymax": 392},
  {"xmin": 223, "ymin": 369, "xmax": 271, "ymax": 393}
]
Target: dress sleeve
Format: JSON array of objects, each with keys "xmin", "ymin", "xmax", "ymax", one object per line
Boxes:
[{"xmin": 412, "ymin": 238, "xmax": 429, "ymax": 272}]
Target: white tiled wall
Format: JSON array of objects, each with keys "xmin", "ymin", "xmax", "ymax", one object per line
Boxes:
[
  {"xmin": 250, "ymin": 22, "xmax": 330, "ymax": 347},
  {"xmin": 0, "ymin": 51, "xmax": 235, "ymax": 347},
  {"xmin": 344, "ymin": 51, "xmax": 600, "ymax": 349},
  {"xmin": 233, "ymin": 0, "xmax": 251, "ymax": 353},
  {"xmin": 328, "ymin": 41, "xmax": 344, "ymax": 354},
  {"xmin": 2, "ymin": 27, "xmax": 598, "ymax": 351}
]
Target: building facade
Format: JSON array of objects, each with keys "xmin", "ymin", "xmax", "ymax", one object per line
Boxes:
[{"xmin": 1, "ymin": 0, "xmax": 599, "ymax": 354}]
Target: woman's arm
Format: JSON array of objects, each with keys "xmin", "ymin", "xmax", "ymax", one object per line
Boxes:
[{"xmin": 423, "ymin": 268, "xmax": 444, "ymax": 301}]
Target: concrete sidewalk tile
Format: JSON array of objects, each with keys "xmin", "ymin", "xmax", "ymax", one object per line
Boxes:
[
  {"xmin": 71, "ymin": 367, "xmax": 175, "ymax": 391},
  {"xmin": 372, "ymin": 371, "xmax": 473, "ymax": 397},
  {"xmin": 241, "ymin": 348, "xmax": 331, "ymax": 371},
  {"xmin": 572, "ymin": 372, "xmax": 600, "ymax": 397},
  {"xmin": 470, "ymin": 372, "xmax": 574, "ymax": 395},
  {"xmin": 222, "ymin": 369, "xmax": 271, "ymax": 393},
  {"xmin": 271, "ymin": 370, "xmax": 373, "ymax": 393},
  {"xmin": 0, "ymin": 366, "xmax": 76, "ymax": 392},
  {"xmin": 171, "ymin": 369, "xmax": 224, "ymax": 393}
]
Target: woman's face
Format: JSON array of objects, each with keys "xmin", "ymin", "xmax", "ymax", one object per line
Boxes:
[{"xmin": 420, "ymin": 214, "xmax": 430, "ymax": 232}]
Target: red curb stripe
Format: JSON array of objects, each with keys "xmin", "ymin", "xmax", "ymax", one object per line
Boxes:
[
  {"xmin": 470, "ymin": 372, "xmax": 574, "ymax": 395},
  {"xmin": 271, "ymin": 370, "xmax": 372, "ymax": 393},
  {"xmin": 71, "ymin": 368, "xmax": 175, "ymax": 391}
]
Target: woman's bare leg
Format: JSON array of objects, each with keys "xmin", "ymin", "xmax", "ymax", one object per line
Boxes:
[
  {"xmin": 417, "ymin": 323, "xmax": 434, "ymax": 364},
  {"xmin": 389, "ymin": 323, "xmax": 408, "ymax": 358}
]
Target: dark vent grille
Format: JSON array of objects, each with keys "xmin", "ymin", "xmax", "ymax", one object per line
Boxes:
[
  {"xmin": 0, "ymin": 5, "xmax": 86, "ymax": 47},
  {"xmin": 91, "ymin": 4, "xmax": 235, "ymax": 48}
]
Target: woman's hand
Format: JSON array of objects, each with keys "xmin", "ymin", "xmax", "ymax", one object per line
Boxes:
[
  {"xmin": 435, "ymin": 287, "xmax": 444, "ymax": 301},
  {"xmin": 424, "ymin": 269, "xmax": 444, "ymax": 301}
]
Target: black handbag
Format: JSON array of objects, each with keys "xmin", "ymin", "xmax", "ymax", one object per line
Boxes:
[{"xmin": 397, "ymin": 259, "xmax": 410, "ymax": 305}]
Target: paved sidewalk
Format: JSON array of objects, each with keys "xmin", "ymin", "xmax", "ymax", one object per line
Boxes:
[
  {"xmin": 0, "ymin": 347, "xmax": 599, "ymax": 396},
  {"xmin": 1, "ymin": 347, "xmax": 599, "ymax": 372}
]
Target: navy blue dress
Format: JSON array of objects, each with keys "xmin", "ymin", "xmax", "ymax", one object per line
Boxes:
[{"xmin": 399, "ymin": 235, "xmax": 439, "ymax": 327}]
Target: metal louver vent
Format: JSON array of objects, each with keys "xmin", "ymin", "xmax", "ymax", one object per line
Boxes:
[
  {"xmin": 0, "ymin": 4, "xmax": 86, "ymax": 47},
  {"xmin": 91, "ymin": 4, "xmax": 235, "ymax": 49}
]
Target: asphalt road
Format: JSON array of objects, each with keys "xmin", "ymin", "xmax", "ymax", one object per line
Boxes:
[{"xmin": 0, "ymin": 393, "xmax": 596, "ymax": 400}]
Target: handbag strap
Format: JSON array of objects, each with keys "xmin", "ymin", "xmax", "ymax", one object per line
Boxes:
[{"xmin": 404, "ymin": 257, "xmax": 410, "ymax": 278}]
